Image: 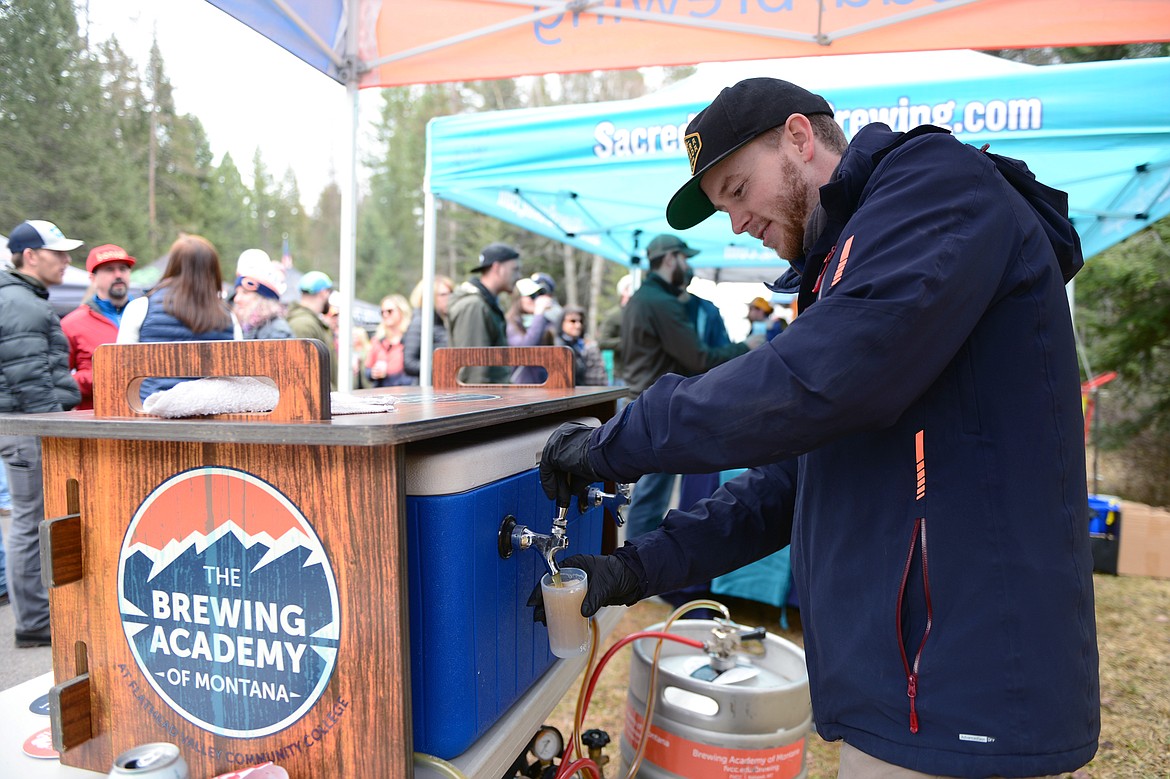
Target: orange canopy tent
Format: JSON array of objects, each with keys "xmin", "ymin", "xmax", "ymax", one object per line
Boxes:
[
  {"xmin": 210, "ymin": 0, "xmax": 1170, "ymax": 88},
  {"xmin": 205, "ymin": 0, "xmax": 1170, "ymax": 389}
]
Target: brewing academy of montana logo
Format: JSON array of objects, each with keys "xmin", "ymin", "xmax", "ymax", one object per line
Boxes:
[{"xmin": 118, "ymin": 467, "xmax": 340, "ymax": 738}]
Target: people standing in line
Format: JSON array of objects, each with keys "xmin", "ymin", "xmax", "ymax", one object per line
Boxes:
[
  {"xmin": 536, "ymin": 77, "xmax": 1096, "ymax": 779},
  {"xmin": 367, "ymin": 294, "xmax": 413, "ymax": 387},
  {"xmin": 557, "ymin": 305, "xmax": 609, "ymax": 386},
  {"xmin": 618, "ymin": 233, "xmax": 757, "ymax": 541},
  {"xmin": 403, "ymin": 274, "xmax": 454, "ymax": 383},
  {"xmin": 447, "ymin": 242, "xmax": 522, "ymax": 384},
  {"xmin": 286, "ymin": 270, "xmax": 337, "ymax": 390},
  {"xmin": 0, "ymin": 219, "xmax": 84, "ymax": 647},
  {"xmin": 118, "ymin": 235, "xmax": 241, "ymax": 401},
  {"xmin": 507, "ymin": 271, "xmax": 561, "ymax": 384},
  {"xmin": 597, "ymin": 274, "xmax": 633, "ymax": 386},
  {"xmin": 231, "ymin": 249, "xmax": 293, "ymax": 340},
  {"xmin": 61, "ymin": 243, "xmax": 137, "ymax": 411},
  {"xmin": 747, "ymin": 295, "xmax": 786, "ymax": 341}
]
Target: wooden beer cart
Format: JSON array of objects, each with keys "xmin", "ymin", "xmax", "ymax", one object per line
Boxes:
[{"xmin": 0, "ymin": 340, "xmax": 623, "ymax": 778}]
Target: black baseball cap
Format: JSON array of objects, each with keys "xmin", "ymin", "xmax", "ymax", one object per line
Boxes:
[
  {"xmin": 646, "ymin": 234, "xmax": 699, "ymax": 263},
  {"xmin": 471, "ymin": 242, "xmax": 520, "ymax": 272},
  {"xmin": 666, "ymin": 78, "xmax": 834, "ymax": 230}
]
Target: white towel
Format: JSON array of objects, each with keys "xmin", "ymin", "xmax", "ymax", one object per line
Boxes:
[
  {"xmin": 329, "ymin": 392, "xmax": 397, "ymax": 415},
  {"xmin": 140, "ymin": 377, "xmax": 396, "ymax": 418}
]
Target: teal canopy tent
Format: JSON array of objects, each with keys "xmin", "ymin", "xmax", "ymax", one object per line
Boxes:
[{"xmin": 426, "ymin": 52, "xmax": 1170, "ymax": 283}]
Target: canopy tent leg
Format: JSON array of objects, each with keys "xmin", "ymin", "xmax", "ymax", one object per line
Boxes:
[
  {"xmin": 421, "ymin": 183, "xmax": 438, "ymax": 387},
  {"xmin": 338, "ymin": 81, "xmax": 359, "ymax": 393}
]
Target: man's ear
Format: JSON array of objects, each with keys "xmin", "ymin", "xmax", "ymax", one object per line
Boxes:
[{"xmin": 785, "ymin": 114, "xmax": 816, "ymax": 163}]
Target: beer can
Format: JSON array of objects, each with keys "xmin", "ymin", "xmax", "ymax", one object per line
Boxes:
[{"xmin": 108, "ymin": 743, "xmax": 189, "ymax": 778}]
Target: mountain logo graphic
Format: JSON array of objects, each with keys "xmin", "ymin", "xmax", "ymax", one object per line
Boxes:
[{"xmin": 118, "ymin": 467, "xmax": 341, "ymax": 738}]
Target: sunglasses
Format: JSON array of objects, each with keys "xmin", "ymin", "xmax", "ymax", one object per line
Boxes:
[{"xmin": 563, "ymin": 317, "xmax": 584, "ymax": 324}]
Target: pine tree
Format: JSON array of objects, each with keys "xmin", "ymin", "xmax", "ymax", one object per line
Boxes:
[{"xmin": 0, "ymin": 0, "xmax": 109, "ymax": 235}]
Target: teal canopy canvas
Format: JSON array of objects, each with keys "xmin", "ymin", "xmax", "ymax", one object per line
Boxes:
[{"xmin": 427, "ymin": 52, "xmax": 1170, "ymax": 282}]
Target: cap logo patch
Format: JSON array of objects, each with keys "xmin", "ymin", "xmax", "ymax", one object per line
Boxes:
[{"xmin": 684, "ymin": 133, "xmax": 702, "ymax": 175}]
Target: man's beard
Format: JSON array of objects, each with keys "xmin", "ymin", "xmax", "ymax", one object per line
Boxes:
[
  {"xmin": 106, "ymin": 282, "xmax": 129, "ymax": 305},
  {"xmin": 670, "ymin": 264, "xmax": 686, "ymax": 288},
  {"xmin": 771, "ymin": 154, "xmax": 816, "ymax": 261}
]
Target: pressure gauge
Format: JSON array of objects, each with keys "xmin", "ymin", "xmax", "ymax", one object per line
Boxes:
[{"xmin": 529, "ymin": 725, "xmax": 565, "ymax": 762}]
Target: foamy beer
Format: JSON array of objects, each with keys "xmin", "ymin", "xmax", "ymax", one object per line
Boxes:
[{"xmin": 541, "ymin": 567, "xmax": 590, "ymax": 658}]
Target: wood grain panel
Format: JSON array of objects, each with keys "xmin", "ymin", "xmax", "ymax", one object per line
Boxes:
[
  {"xmin": 50, "ymin": 673, "xmax": 92, "ymax": 751},
  {"xmin": 40, "ymin": 513, "xmax": 83, "ymax": 586},
  {"xmin": 43, "ymin": 437, "xmax": 411, "ymax": 778},
  {"xmin": 92, "ymin": 340, "xmax": 331, "ymax": 422},
  {"xmin": 432, "ymin": 346, "xmax": 574, "ymax": 389}
]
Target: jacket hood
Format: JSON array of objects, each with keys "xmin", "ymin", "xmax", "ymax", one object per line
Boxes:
[
  {"xmin": 861, "ymin": 124, "xmax": 1083, "ymax": 283},
  {"xmin": 770, "ymin": 124, "xmax": 1084, "ymax": 293}
]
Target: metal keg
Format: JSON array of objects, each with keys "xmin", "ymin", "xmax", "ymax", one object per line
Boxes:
[{"xmin": 619, "ymin": 619, "xmax": 811, "ymax": 779}]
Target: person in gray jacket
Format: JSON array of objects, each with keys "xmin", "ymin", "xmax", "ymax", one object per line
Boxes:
[
  {"xmin": 447, "ymin": 242, "xmax": 522, "ymax": 384},
  {"xmin": 1, "ymin": 220, "xmax": 83, "ymax": 648}
]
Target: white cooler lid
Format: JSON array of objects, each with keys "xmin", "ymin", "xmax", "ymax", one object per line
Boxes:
[{"xmin": 404, "ymin": 416, "xmax": 599, "ymax": 496}]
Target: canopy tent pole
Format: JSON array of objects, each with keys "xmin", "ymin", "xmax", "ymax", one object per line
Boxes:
[
  {"xmin": 336, "ymin": 0, "xmax": 361, "ymax": 393},
  {"xmin": 421, "ymin": 123, "xmax": 439, "ymax": 388},
  {"xmin": 337, "ymin": 81, "xmax": 358, "ymax": 393}
]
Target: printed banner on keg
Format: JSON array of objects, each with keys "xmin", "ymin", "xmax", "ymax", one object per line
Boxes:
[
  {"xmin": 118, "ymin": 467, "xmax": 341, "ymax": 738},
  {"xmin": 626, "ymin": 706, "xmax": 805, "ymax": 779}
]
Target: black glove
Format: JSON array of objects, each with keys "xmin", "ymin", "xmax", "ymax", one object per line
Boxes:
[
  {"xmin": 539, "ymin": 422, "xmax": 600, "ymax": 507},
  {"xmin": 527, "ymin": 553, "xmax": 643, "ymax": 624}
]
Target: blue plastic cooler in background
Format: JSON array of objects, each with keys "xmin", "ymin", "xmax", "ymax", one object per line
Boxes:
[
  {"xmin": 404, "ymin": 418, "xmax": 605, "ymax": 759},
  {"xmin": 1088, "ymin": 493, "xmax": 1122, "ymax": 575}
]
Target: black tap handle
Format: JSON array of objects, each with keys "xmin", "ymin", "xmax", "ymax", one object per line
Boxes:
[
  {"xmin": 740, "ymin": 626, "xmax": 767, "ymax": 643},
  {"xmin": 582, "ymin": 728, "xmax": 611, "ymax": 748}
]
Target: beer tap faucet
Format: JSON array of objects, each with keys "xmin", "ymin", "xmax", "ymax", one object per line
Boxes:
[
  {"xmin": 498, "ymin": 504, "xmax": 570, "ymax": 579},
  {"xmin": 498, "ymin": 480, "xmax": 631, "ymax": 578}
]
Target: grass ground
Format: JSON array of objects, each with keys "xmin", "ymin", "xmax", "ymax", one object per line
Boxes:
[{"xmin": 544, "ymin": 573, "xmax": 1170, "ymax": 778}]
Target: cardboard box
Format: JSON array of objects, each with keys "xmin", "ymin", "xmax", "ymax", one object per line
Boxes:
[{"xmin": 1117, "ymin": 500, "xmax": 1170, "ymax": 579}]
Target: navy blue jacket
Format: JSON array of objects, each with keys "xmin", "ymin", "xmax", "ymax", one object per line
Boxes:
[{"xmin": 588, "ymin": 124, "xmax": 1097, "ymax": 777}]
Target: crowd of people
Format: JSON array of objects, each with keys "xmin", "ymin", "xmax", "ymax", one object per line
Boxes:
[
  {"xmin": 0, "ymin": 216, "xmax": 784, "ymax": 656},
  {"xmin": 1, "ymin": 69, "xmax": 1104, "ymax": 779}
]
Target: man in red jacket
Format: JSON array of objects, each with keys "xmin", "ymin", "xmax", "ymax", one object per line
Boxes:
[{"xmin": 61, "ymin": 244, "xmax": 137, "ymax": 410}]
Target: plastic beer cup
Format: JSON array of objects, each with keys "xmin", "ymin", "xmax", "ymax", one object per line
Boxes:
[{"xmin": 541, "ymin": 567, "xmax": 590, "ymax": 658}]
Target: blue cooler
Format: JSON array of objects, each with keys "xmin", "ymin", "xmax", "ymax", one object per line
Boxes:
[
  {"xmin": 404, "ymin": 418, "xmax": 605, "ymax": 759},
  {"xmin": 1087, "ymin": 493, "xmax": 1122, "ymax": 575}
]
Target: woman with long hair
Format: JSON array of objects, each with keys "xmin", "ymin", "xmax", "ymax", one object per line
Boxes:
[
  {"xmin": 403, "ymin": 274, "xmax": 454, "ymax": 383},
  {"xmin": 118, "ymin": 234, "xmax": 241, "ymax": 400},
  {"xmin": 366, "ymin": 293, "xmax": 413, "ymax": 387}
]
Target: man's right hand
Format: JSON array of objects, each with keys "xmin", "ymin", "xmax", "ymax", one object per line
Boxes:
[
  {"xmin": 539, "ymin": 421, "xmax": 600, "ymax": 506},
  {"xmin": 527, "ymin": 553, "xmax": 643, "ymax": 623}
]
